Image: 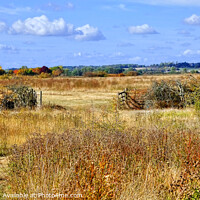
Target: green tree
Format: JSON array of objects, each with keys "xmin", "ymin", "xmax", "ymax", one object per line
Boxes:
[
  {"xmin": 170, "ymin": 67, "xmax": 176, "ymax": 74},
  {"xmin": 21, "ymin": 66, "xmax": 28, "ymax": 69},
  {"xmin": 0, "ymin": 66, "xmax": 5, "ymax": 75},
  {"xmin": 182, "ymin": 68, "xmax": 187, "ymax": 73}
]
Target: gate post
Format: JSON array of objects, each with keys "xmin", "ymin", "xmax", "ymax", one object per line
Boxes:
[{"xmin": 40, "ymin": 91, "xmax": 42, "ymax": 107}]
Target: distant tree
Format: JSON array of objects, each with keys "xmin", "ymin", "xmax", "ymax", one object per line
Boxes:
[
  {"xmin": 97, "ymin": 71, "xmax": 108, "ymax": 77},
  {"xmin": 83, "ymin": 72, "xmax": 94, "ymax": 77},
  {"xmin": 15, "ymin": 68, "xmax": 31, "ymax": 75},
  {"xmin": 126, "ymin": 67, "xmax": 134, "ymax": 72},
  {"xmin": 52, "ymin": 68, "xmax": 63, "ymax": 77},
  {"xmin": 62, "ymin": 68, "xmax": 71, "ymax": 76},
  {"xmin": 21, "ymin": 66, "xmax": 28, "ymax": 69},
  {"xmin": 182, "ymin": 68, "xmax": 187, "ymax": 73},
  {"xmin": 84, "ymin": 71, "xmax": 107, "ymax": 77},
  {"xmin": 194, "ymin": 63, "xmax": 200, "ymax": 68},
  {"xmin": 126, "ymin": 71, "xmax": 138, "ymax": 76},
  {"xmin": 170, "ymin": 67, "xmax": 176, "ymax": 74},
  {"xmin": 40, "ymin": 66, "xmax": 52, "ymax": 74},
  {"xmin": 191, "ymin": 69, "xmax": 199, "ymax": 74},
  {"xmin": 32, "ymin": 67, "xmax": 41, "ymax": 75},
  {"xmin": 8, "ymin": 70, "xmax": 14, "ymax": 75},
  {"xmin": 13, "ymin": 69, "xmax": 19, "ymax": 75},
  {"xmin": 50, "ymin": 66, "xmax": 63, "ymax": 71},
  {"xmin": 72, "ymin": 68, "xmax": 82, "ymax": 76},
  {"xmin": 0, "ymin": 66, "xmax": 5, "ymax": 75}
]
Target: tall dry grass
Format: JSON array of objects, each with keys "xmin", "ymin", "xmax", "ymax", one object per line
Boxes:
[
  {"xmin": 0, "ymin": 74, "xmax": 196, "ymax": 92},
  {"xmin": 0, "ymin": 106, "xmax": 200, "ymax": 199},
  {"xmin": 1, "ymin": 75, "xmax": 200, "ymax": 199}
]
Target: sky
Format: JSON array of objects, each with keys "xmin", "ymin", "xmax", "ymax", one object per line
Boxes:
[{"xmin": 0, "ymin": 0, "xmax": 200, "ymax": 68}]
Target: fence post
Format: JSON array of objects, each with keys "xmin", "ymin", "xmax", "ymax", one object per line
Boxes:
[
  {"xmin": 117, "ymin": 93, "xmax": 119, "ymax": 110},
  {"xmin": 40, "ymin": 91, "xmax": 42, "ymax": 107}
]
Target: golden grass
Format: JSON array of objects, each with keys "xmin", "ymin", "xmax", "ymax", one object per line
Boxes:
[
  {"xmin": 0, "ymin": 74, "xmax": 198, "ymax": 92},
  {"xmin": 1, "ymin": 107, "xmax": 199, "ymax": 199},
  {"xmin": 1, "ymin": 74, "xmax": 198, "ymax": 108},
  {"xmin": 0, "ymin": 74, "xmax": 200, "ymax": 199},
  {"xmin": 42, "ymin": 90, "xmax": 117, "ymax": 108}
]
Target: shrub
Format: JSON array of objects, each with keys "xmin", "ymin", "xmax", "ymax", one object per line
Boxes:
[
  {"xmin": 0, "ymin": 85, "xmax": 37, "ymax": 109},
  {"xmin": 84, "ymin": 71, "xmax": 108, "ymax": 77},
  {"xmin": 145, "ymin": 80, "xmax": 188, "ymax": 109},
  {"xmin": 52, "ymin": 68, "xmax": 63, "ymax": 77},
  {"xmin": 0, "ymin": 69, "xmax": 5, "ymax": 75},
  {"xmin": 126, "ymin": 71, "xmax": 138, "ymax": 76},
  {"xmin": 39, "ymin": 72, "xmax": 51, "ymax": 78}
]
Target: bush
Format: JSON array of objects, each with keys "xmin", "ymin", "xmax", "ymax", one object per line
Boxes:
[
  {"xmin": 52, "ymin": 69, "xmax": 63, "ymax": 77},
  {"xmin": 84, "ymin": 71, "xmax": 108, "ymax": 77},
  {"xmin": 145, "ymin": 80, "xmax": 188, "ymax": 109},
  {"xmin": 0, "ymin": 85, "xmax": 37, "ymax": 109},
  {"xmin": 126, "ymin": 71, "xmax": 138, "ymax": 76},
  {"xmin": 39, "ymin": 72, "xmax": 51, "ymax": 78},
  {"xmin": 0, "ymin": 69, "xmax": 5, "ymax": 75}
]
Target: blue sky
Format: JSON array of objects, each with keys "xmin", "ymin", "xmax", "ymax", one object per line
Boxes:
[{"xmin": 0, "ymin": 0, "xmax": 200, "ymax": 68}]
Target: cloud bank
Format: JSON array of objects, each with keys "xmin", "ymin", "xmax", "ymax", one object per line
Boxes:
[{"xmin": 6, "ymin": 15, "xmax": 105, "ymax": 41}]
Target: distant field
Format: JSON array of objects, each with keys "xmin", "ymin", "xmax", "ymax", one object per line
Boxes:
[
  {"xmin": 0, "ymin": 74, "xmax": 196, "ymax": 91},
  {"xmin": 1, "ymin": 74, "xmax": 198, "ymax": 108},
  {"xmin": 42, "ymin": 90, "xmax": 117, "ymax": 108}
]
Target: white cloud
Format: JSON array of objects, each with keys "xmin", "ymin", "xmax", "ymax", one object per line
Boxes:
[
  {"xmin": 66, "ymin": 2, "xmax": 74, "ymax": 9},
  {"xmin": 6, "ymin": 15, "xmax": 105, "ymax": 41},
  {"xmin": 74, "ymin": 52, "xmax": 82, "ymax": 57},
  {"xmin": 118, "ymin": 4, "xmax": 127, "ymax": 10},
  {"xmin": 126, "ymin": 0, "xmax": 200, "ymax": 6},
  {"xmin": 0, "ymin": 6, "xmax": 32, "ymax": 15},
  {"xmin": 184, "ymin": 14, "xmax": 200, "ymax": 25},
  {"xmin": 183, "ymin": 49, "xmax": 193, "ymax": 55},
  {"xmin": 75, "ymin": 24, "xmax": 105, "ymax": 41},
  {"xmin": 128, "ymin": 24, "xmax": 158, "ymax": 34},
  {"xmin": 110, "ymin": 52, "xmax": 124, "ymax": 58},
  {"xmin": 129, "ymin": 56, "xmax": 142, "ymax": 62},
  {"xmin": 0, "ymin": 44, "xmax": 17, "ymax": 51},
  {"xmin": 177, "ymin": 30, "xmax": 191, "ymax": 35},
  {"xmin": 9, "ymin": 15, "xmax": 76, "ymax": 36},
  {"xmin": 183, "ymin": 49, "xmax": 200, "ymax": 55},
  {"xmin": 45, "ymin": 3, "xmax": 61, "ymax": 11},
  {"xmin": 102, "ymin": 4, "xmax": 129, "ymax": 11},
  {"xmin": 44, "ymin": 2, "xmax": 74, "ymax": 11},
  {"xmin": 117, "ymin": 42, "xmax": 135, "ymax": 47},
  {"xmin": 0, "ymin": 21, "xmax": 6, "ymax": 31}
]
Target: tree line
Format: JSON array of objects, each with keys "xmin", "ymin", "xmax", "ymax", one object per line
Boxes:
[{"xmin": 0, "ymin": 62, "xmax": 200, "ymax": 77}]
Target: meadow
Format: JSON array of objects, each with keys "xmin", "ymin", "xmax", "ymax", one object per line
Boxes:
[{"xmin": 0, "ymin": 74, "xmax": 200, "ymax": 199}]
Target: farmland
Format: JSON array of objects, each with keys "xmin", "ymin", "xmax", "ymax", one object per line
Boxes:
[{"xmin": 0, "ymin": 74, "xmax": 200, "ymax": 199}]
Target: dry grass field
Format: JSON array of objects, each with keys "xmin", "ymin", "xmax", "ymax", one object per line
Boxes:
[{"xmin": 0, "ymin": 74, "xmax": 200, "ymax": 199}]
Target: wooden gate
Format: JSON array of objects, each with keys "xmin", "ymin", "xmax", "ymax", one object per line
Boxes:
[{"xmin": 118, "ymin": 88, "xmax": 147, "ymax": 110}]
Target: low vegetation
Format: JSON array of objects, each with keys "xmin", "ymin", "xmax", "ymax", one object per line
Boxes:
[
  {"xmin": 0, "ymin": 85, "xmax": 37, "ymax": 110},
  {"xmin": 0, "ymin": 75, "xmax": 200, "ymax": 199}
]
